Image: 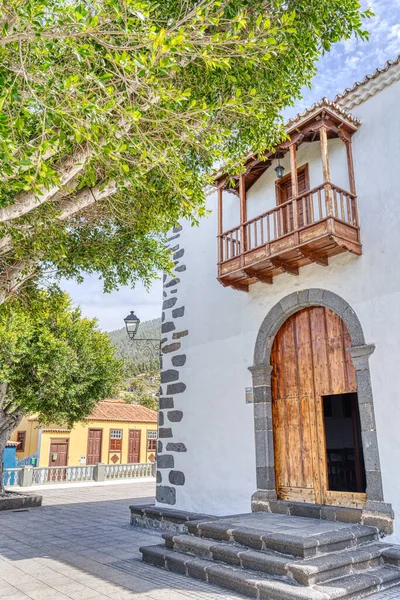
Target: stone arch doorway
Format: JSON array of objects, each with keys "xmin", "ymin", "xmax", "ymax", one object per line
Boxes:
[
  {"xmin": 249, "ymin": 289, "xmax": 391, "ymax": 523},
  {"xmin": 271, "ymin": 306, "xmax": 366, "ymax": 508}
]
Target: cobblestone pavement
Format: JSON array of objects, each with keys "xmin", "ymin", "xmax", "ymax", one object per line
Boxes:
[
  {"xmin": 0, "ymin": 481, "xmax": 398, "ymax": 600},
  {"xmin": 0, "ymin": 481, "xmax": 243, "ymax": 600}
]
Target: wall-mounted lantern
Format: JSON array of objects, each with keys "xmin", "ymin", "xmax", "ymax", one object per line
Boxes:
[
  {"xmin": 123, "ymin": 310, "xmax": 161, "ymax": 348},
  {"xmin": 124, "ymin": 310, "xmax": 140, "ymax": 341},
  {"xmin": 274, "ymin": 159, "xmax": 285, "ymax": 180}
]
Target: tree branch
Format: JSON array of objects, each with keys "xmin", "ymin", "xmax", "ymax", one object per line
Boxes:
[
  {"xmin": 0, "ymin": 180, "xmax": 119, "ymax": 303},
  {"xmin": 0, "ymin": 144, "xmax": 91, "ymax": 223},
  {"xmin": 0, "ymin": 179, "xmax": 118, "ymax": 258},
  {"xmin": 58, "ymin": 180, "xmax": 118, "ymax": 220},
  {"xmin": 0, "ymin": 261, "xmax": 38, "ymax": 305}
]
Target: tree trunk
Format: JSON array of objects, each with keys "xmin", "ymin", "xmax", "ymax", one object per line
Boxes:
[
  {"xmin": 0, "ymin": 261, "xmax": 37, "ymax": 306},
  {"xmin": 0, "ymin": 384, "xmax": 23, "ymax": 495}
]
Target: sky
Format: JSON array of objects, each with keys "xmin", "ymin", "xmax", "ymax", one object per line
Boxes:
[{"xmin": 61, "ymin": 0, "xmax": 400, "ymax": 332}]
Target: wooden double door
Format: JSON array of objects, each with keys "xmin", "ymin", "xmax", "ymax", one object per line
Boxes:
[
  {"xmin": 48, "ymin": 440, "xmax": 69, "ymax": 480},
  {"xmin": 271, "ymin": 307, "xmax": 366, "ymax": 508},
  {"xmin": 49, "ymin": 440, "xmax": 68, "ymax": 467}
]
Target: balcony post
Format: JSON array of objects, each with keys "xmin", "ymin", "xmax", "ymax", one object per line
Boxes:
[
  {"xmin": 289, "ymin": 143, "xmax": 299, "ymax": 230},
  {"xmin": 345, "ymin": 139, "xmax": 356, "ymax": 195},
  {"xmin": 319, "ymin": 125, "xmax": 333, "ymax": 216},
  {"xmin": 344, "ymin": 138, "xmax": 358, "ymax": 226},
  {"xmin": 217, "ymin": 186, "xmax": 223, "ymax": 262},
  {"xmin": 239, "ymin": 173, "xmax": 247, "ymax": 254}
]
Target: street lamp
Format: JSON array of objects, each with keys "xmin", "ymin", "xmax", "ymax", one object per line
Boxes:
[
  {"xmin": 124, "ymin": 311, "xmax": 140, "ymax": 341},
  {"xmin": 123, "ymin": 310, "xmax": 161, "ymax": 348}
]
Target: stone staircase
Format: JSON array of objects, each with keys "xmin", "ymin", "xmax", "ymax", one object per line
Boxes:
[{"xmin": 139, "ymin": 512, "xmax": 400, "ymax": 599}]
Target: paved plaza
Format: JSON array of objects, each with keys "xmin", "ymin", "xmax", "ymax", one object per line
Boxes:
[{"xmin": 0, "ymin": 481, "xmax": 398, "ymax": 600}]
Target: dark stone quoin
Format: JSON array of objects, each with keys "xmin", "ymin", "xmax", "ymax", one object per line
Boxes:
[{"xmin": 156, "ymin": 225, "xmax": 188, "ymax": 506}]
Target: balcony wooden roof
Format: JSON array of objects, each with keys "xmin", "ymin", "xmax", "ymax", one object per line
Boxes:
[{"xmin": 214, "ymin": 99, "xmax": 360, "ymax": 195}]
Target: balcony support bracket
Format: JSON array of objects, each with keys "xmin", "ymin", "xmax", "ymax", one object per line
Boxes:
[
  {"xmin": 270, "ymin": 258, "xmax": 299, "ymax": 276},
  {"xmin": 299, "ymin": 248, "xmax": 329, "ymax": 267},
  {"xmin": 243, "ymin": 269, "xmax": 273, "ymax": 285},
  {"xmin": 230, "ymin": 282, "xmax": 249, "ymax": 293},
  {"xmin": 218, "ymin": 277, "xmax": 249, "ymax": 293}
]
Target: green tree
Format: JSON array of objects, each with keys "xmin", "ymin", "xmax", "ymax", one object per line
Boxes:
[
  {"xmin": 0, "ymin": 289, "xmax": 123, "ymax": 493},
  {"xmin": 0, "ymin": 0, "xmax": 371, "ymax": 301}
]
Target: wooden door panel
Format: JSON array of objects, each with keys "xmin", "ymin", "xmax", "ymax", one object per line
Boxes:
[
  {"xmin": 309, "ymin": 307, "xmax": 330, "ymax": 395},
  {"xmin": 272, "ymin": 312, "xmax": 315, "ymax": 496},
  {"xmin": 326, "ymin": 311, "xmax": 346, "ymax": 393},
  {"xmin": 87, "ymin": 429, "xmax": 102, "ymax": 465},
  {"xmin": 276, "ymin": 165, "xmax": 310, "ymax": 232},
  {"xmin": 128, "ymin": 430, "xmax": 141, "ymax": 463},
  {"xmin": 296, "ymin": 309, "xmax": 313, "ymax": 395},
  {"xmin": 48, "ymin": 441, "xmax": 68, "ymax": 481},
  {"xmin": 279, "ymin": 486, "xmax": 316, "ymax": 503},
  {"xmin": 49, "ymin": 442, "xmax": 68, "ymax": 466},
  {"xmin": 271, "ymin": 307, "xmax": 358, "ymax": 505}
]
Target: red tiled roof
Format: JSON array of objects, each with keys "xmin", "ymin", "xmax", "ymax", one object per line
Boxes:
[
  {"xmin": 87, "ymin": 399, "xmax": 157, "ymax": 423},
  {"xmin": 335, "ymin": 55, "xmax": 400, "ymax": 107},
  {"xmin": 285, "ymin": 97, "xmax": 360, "ymax": 131},
  {"xmin": 42, "ymin": 428, "xmax": 71, "ymax": 433}
]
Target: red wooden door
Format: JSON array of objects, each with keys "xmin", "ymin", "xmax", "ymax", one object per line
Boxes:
[
  {"xmin": 128, "ymin": 430, "xmax": 141, "ymax": 463},
  {"xmin": 87, "ymin": 429, "xmax": 102, "ymax": 465},
  {"xmin": 48, "ymin": 440, "xmax": 68, "ymax": 481},
  {"xmin": 271, "ymin": 307, "xmax": 366, "ymax": 508},
  {"xmin": 48, "ymin": 441, "xmax": 68, "ymax": 467}
]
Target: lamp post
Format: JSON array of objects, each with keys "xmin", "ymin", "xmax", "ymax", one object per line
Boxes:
[{"xmin": 123, "ymin": 310, "xmax": 161, "ymax": 348}]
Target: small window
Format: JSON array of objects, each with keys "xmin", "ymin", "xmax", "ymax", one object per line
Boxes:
[
  {"xmin": 109, "ymin": 429, "xmax": 122, "ymax": 452},
  {"xmin": 17, "ymin": 431, "xmax": 26, "ymax": 452},
  {"xmin": 147, "ymin": 431, "xmax": 157, "ymax": 452}
]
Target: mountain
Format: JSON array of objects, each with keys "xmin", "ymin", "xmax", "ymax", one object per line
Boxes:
[{"xmin": 107, "ymin": 318, "xmax": 161, "ymax": 375}]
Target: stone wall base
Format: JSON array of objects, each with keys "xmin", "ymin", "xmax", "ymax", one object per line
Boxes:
[
  {"xmin": 130, "ymin": 504, "xmax": 216, "ymax": 534},
  {"xmin": 0, "ymin": 491, "xmax": 42, "ymax": 511},
  {"xmin": 251, "ymin": 491, "xmax": 394, "ymax": 536}
]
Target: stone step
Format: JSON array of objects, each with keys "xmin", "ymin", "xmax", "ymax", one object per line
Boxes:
[
  {"xmin": 163, "ymin": 533, "xmax": 393, "ymax": 586},
  {"xmin": 163, "ymin": 532, "xmax": 293, "ymax": 577},
  {"xmin": 186, "ymin": 517, "xmax": 379, "ymax": 558},
  {"xmin": 140, "ymin": 544, "xmax": 400, "ymax": 599},
  {"xmin": 316, "ymin": 567, "xmax": 400, "ymax": 598},
  {"xmin": 294, "ymin": 543, "xmax": 393, "ymax": 586},
  {"xmin": 130, "ymin": 503, "xmax": 215, "ymax": 533},
  {"xmin": 382, "ymin": 547, "xmax": 400, "ymax": 567}
]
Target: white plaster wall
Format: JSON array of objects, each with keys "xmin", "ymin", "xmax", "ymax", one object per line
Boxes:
[{"xmin": 162, "ymin": 78, "xmax": 400, "ymax": 540}]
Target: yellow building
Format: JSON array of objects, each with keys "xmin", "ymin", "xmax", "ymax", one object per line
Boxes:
[{"xmin": 10, "ymin": 399, "xmax": 158, "ymax": 468}]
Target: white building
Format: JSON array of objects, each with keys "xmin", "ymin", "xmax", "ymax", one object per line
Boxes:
[{"xmin": 157, "ymin": 57, "xmax": 400, "ymax": 542}]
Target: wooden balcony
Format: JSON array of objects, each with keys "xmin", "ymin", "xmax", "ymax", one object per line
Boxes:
[{"xmin": 217, "ymin": 182, "xmax": 361, "ymax": 291}]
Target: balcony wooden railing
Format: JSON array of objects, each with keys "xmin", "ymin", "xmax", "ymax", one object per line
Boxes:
[{"xmin": 218, "ymin": 182, "xmax": 358, "ymax": 264}]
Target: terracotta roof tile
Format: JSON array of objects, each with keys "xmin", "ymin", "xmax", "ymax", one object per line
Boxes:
[
  {"xmin": 335, "ymin": 55, "xmax": 400, "ymax": 109},
  {"xmin": 42, "ymin": 428, "xmax": 71, "ymax": 433},
  {"xmin": 285, "ymin": 97, "xmax": 360, "ymax": 130},
  {"xmin": 87, "ymin": 399, "xmax": 157, "ymax": 423}
]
